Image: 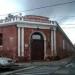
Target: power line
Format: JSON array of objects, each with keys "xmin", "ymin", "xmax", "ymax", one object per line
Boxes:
[
  {"xmin": 23, "ymin": 0, "xmax": 75, "ymax": 12},
  {"xmin": 0, "ymin": 0, "xmax": 75, "ymax": 16}
]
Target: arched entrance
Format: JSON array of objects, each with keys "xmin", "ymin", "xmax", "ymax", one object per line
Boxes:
[{"xmin": 30, "ymin": 32, "xmax": 44, "ymax": 61}]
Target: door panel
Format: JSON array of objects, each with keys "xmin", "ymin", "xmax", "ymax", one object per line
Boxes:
[{"xmin": 31, "ymin": 33, "xmax": 44, "ymax": 61}]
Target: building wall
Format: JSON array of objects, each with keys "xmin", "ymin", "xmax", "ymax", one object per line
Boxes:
[
  {"xmin": 56, "ymin": 28, "xmax": 63, "ymax": 58},
  {"xmin": 24, "ymin": 28, "xmax": 51, "ymax": 61},
  {"xmin": 0, "ymin": 25, "xmax": 74, "ymax": 62},
  {"xmin": 56, "ymin": 27, "xmax": 75, "ymax": 59},
  {"xmin": 0, "ymin": 15, "xmax": 74, "ymax": 62},
  {"xmin": 0, "ymin": 25, "xmax": 17, "ymax": 59}
]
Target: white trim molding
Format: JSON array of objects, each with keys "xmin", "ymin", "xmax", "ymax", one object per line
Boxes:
[
  {"xmin": 17, "ymin": 21, "xmax": 57, "ymax": 29},
  {"xmin": 18, "ymin": 27, "xmax": 21, "ymax": 56},
  {"xmin": 21, "ymin": 27, "xmax": 24, "ymax": 56},
  {"xmin": 51, "ymin": 27, "xmax": 57, "ymax": 56},
  {"xmin": 51, "ymin": 30, "xmax": 54, "ymax": 56},
  {"xmin": 53, "ymin": 28, "xmax": 57, "ymax": 56},
  {"xmin": 18, "ymin": 27, "xmax": 25, "ymax": 57}
]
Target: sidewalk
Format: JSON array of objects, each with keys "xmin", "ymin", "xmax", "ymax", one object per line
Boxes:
[{"xmin": 17, "ymin": 56, "xmax": 74, "ymax": 67}]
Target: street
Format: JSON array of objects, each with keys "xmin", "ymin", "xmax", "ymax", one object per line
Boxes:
[{"xmin": 1, "ymin": 57, "xmax": 75, "ymax": 75}]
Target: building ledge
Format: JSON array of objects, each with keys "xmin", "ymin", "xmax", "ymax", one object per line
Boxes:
[{"xmin": 0, "ymin": 16, "xmax": 57, "ymax": 26}]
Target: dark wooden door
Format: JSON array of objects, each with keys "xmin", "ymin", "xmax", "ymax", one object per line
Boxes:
[{"xmin": 31, "ymin": 33, "xmax": 44, "ymax": 61}]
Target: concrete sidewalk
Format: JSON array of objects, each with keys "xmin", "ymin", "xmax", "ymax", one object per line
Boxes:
[{"xmin": 17, "ymin": 56, "xmax": 74, "ymax": 67}]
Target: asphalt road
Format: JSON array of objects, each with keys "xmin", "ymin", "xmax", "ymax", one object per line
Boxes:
[{"xmin": 1, "ymin": 57, "xmax": 75, "ymax": 75}]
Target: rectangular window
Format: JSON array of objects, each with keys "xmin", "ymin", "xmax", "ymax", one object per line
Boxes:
[{"xmin": 0, "ymin": 33, "xmax": 3, "ymax": 45}]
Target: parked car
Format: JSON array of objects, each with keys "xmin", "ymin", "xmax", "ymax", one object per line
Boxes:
[{"xmin": 0, "ymin": 57, "xmax": 17, "ymax": 69}]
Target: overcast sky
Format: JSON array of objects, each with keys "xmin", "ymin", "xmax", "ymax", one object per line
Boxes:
[{"xmin": 0, "ymin": 0, "xmax": 75, "ymax": 44}]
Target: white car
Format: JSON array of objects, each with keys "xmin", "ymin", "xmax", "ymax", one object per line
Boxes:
[{"xmin": 0, "ymin": 57, "xmax": 17, "ymax": 69}]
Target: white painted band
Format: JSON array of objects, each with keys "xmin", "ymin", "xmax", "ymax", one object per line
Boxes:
[
  {"xmin": 18, "ymin": 27, "xmax": 21, "ymax": 56},
  {"xmin": 51, "ymin": 30, "xmax": 54, "ymax": 56},
  {"xmin": 21, "ymin": 27, "xmax": 24, "ymax": 56},
  {"xmin": 54, "ymin": 29, "xmax": 57, "ymax": 56}
]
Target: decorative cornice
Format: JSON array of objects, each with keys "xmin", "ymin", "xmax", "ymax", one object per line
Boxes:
[
  {"xmin": 17, "ymin": 21, "xmax": 57, "ymax": 29},
  {"xmin": 0, "ymin": 20, "xmax": 57, "ymax": 29},
  {"xmin": 0, "ymin": 16, "xmax": 57, "ymax": 29}
]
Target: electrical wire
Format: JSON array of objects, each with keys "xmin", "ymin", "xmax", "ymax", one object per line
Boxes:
[
  {"xmin": 23, "ymin": 0, "xmax": 75, "ymax": 12},
  {"xmin": 0, "ymin": 0, "xmax": 75, "ymax": 16}
]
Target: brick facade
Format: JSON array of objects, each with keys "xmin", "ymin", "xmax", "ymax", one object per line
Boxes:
[
  {"xmin": 0, "ymin": 15, "xmax": 74, "ymax": 62},
  {"xmin": 24, "ymin": 28, "xmax": 51, "ymax": 61},
  {"xmin": 0, "ymin": 25, "xmax": 17, "ymax": 59}
]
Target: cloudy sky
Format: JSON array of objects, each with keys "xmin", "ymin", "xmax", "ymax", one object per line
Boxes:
[{"xmin": 0, "ymin": 0, "xmax": 75, "ymax": 43}]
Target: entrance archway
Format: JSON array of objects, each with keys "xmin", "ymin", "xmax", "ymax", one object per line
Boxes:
[{"xmin": 30, "ymin": 32, "xmax": 44, "ymax": 60}]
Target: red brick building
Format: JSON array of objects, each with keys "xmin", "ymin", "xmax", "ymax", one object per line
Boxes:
[{"xmin": 0, "ymin": 15, "xmax": 74, "ymax": 62}]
